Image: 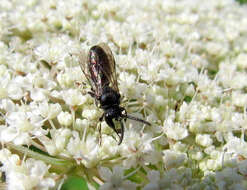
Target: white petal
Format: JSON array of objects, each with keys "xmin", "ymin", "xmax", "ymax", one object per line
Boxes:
[
  {"xmin": 147, "ymin": 170, "xmax": 160, "ymax": 183},
  {"xmin": 30, "ymin": 88, "xmax": 47, "ymax": 101},
  {"xmin": 99, "ymin": 167, "xmax": 112, "ymax": 181},
  {"xmin": 112, "ymin": 166, "xmax": 123, "ymax": 178},
  {"xmin": 122, "ymin": 180, "xmax": 137, "ymax": 190},
  {"xmin": 13, "ymin": 133, "xmax": 31, "ymax": 145},
  {"xmin": 143, "ymin": 184, "xmax": 159, "ymax": 190},
  {"xmin": 0, "ymin": 127, "xmax": 17, "ymax": 142},
  {"xmin": 99, "ymin": 183, "xmax": 113, "ymax": 190}
]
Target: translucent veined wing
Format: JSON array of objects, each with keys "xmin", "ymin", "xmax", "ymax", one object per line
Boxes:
[
  {"xmin": 79, "ymin": 48, "xmax": 103, "ymax": 99},
  {"xmin": 79, "ymin": 43, "xmax": 119, "ymax": 99},
  {"xmin": 90, "ymin": 43, "xmax": 119, "ymax": 93}
]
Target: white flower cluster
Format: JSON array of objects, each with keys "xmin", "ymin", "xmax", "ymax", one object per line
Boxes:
[
  {"xmin": 0, "ymin": 148, "xmax": 56, "ymax": 190},
  {"xmin": 0, "ymin": 0, "xmax": 247, "ymax": 189}
]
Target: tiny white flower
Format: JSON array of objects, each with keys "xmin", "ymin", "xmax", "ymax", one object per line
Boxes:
[
  {"xmin": 34, "ymin": 35, "xmax": 75, "ymax": 65},
  {"xmin": 49, "ymin": 90, "xmax": 63, "ymax": 100},
  {"xmin": 99, "ymin": 166, "xmax": 137, "ymax": 190},
  {"xmin": 143, "ymin": 170, "xmax": 160, "ymax": 190},
  {"xmin": 0, "ymin": 98, "xmax": 16, "ymax": 112},
  {"xmin": 120, "ymin": 129, "xmax": 161, "ymax": 169},
  {"xmin": 62, "ymin": 89, "xmax": 87, "ymax": 106},
  {"xmin": 206, "ymin": 42, "xmax": 227, "ymax": 57},
  {"xmin": 32, "ymin": 73, "xmax": 57, "ymax": 90},
  {"xmin": 234, "ymin": 53, "xmax": 247, "ymax": 69},
  {"xmin": 119, "ymin": 72, "xmax": 137, "ymax": 97},
  {"xmin": 57, "ymin": 67, "xmax": 83, "ymax": 88},
  {"xmin": 0, "ymin": 63, "xmax": 9, "ymax": 77},
  {"xmin": 144, "ymin": 168, "xmax": 189, "ymax": 190},
  {"xmin": 14, "ymin": 74, "xmax": 34, "ymax": 91},
  {"xmin": 0, "ymin": 86, "xmax": 8, "ymax": 99},
  {"xmin": 164, "ymin": 118, "xmax": 188, "ymax": 140},
  {"xmin": 0, "ymin": 148, "xmax": 56, "ymax": 190},
  {"xmin": 57, "ymin": 111, "xmax": 73, "ymax": 126},
  {"xmin": 215, "ymin": 168, "xmax": 244, "ymax": 190},
  {"xmin": 2, "ymin": 110, "xmax": 46, "ymax": 145},
  {"xmin": 191, "ymin": 151, "xmax": 203, "ymax": 161},
  {"xmin": 224, "ymin": 137, "xmax": 247, "ymax": 158},
  {"xmin": 39, "ymin": 128, "xmax": 72, "ymax": 156},
  {"xmin": 211, "ymin": 107, "xmax": 222, "ymax": 123},
  {"xmin": 39, "ymin": 102, "xmax": 62, "ymax": 120},
  {"xmin": 219, "ymin": 62, "xmax": 247, "ymax": 89},
  {"xmin": 7, "ymin": 81, "xmax": 24, "ymax": 100},
  {"xmin": 206, "ymin": 159, "xmax": 219, "ymax": 171},
  {"xmin": 8, "ymin": 53, "xmax": 35, "ymax": 73},
  {"xmin": 30, "ymin": 88, "xmax": 47, "ymax": 101},
  {"xmin": 67, "ymin": 132, "xmax": 100, "ymax": 168},
  {"xmin": 232, "ymin": 91, "xmax": 247, "ymax": 107},
  {"xmin": 162, "ymin": 150, "xmax": 187, "ymax": 169},
  {"xmin": 172, "ymin": 142, "xmax": 187, "ymax": 152},
  {"xmin": 185, "ymin": 84, "xmax": 195, "ymax": 97},
  {"xmin": 74, "ymin": 118, "xmax": 89, "ymax": 131},
  {"xmin": 106, "ymin": 23, "xmax": 132, "ymax": 49},
  {"xmin": 196, "ymin": 74, "xmax": 222, "ymax": 102},
  {"xmin": 195, "ymin": 134, "xmax": 213, "ymax": 147},
  {"xmin": 57, "ymin": 71, "xmax": 73, "ymax": 88},
  {"xmin": 82, "ymin": 106, "xmax": 101, "ymax": 120},
  {"xmin": 100, "ymin": 135, "xmax": 119, "ymax": 157}
]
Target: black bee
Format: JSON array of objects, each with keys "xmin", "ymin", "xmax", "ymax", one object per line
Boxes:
[{"xmin": 79, "ymin": 43, "xmax": 151, "ymax": 145}]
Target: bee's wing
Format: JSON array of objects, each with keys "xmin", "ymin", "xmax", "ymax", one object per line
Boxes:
[
  {"xmin": 96, "ymin": 43, "xmax": 119, "ymax": 93},
  {"xmin": 79, "ymin": 43, "xmax": 119, "ymax": 99},
  {"xmin": 79, "ymin": 50, "xmax": 103, "ymax": 98}
]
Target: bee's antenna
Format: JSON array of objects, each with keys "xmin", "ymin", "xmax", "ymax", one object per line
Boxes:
[
  {"xmin": 118, "ymin": 121, "xmax": 125, "ymax": 145},
  {"xmin": 123, "ymin": 114, "xmax": 151, "ymax": 126}
]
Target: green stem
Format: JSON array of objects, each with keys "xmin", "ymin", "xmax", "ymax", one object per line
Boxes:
[
  {"xmin": 30, "ymin": 139, "xmax": 46, "ymax": 152},
  {"xmin": 7, "ymin": 143, "xmax": 75, "ymax": 172}
]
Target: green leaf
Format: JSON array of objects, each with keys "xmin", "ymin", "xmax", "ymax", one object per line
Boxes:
[
  {"xmin": 61, "ymin": 176, "xmax": 89, "ymax": 190},
  {"xmin": 236, "ymin": 0, "xmax": 247, "ymax": 4}
]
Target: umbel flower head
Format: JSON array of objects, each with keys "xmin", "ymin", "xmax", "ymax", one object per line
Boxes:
[{"xmin": 1, "ymin": 0, "xmax": 247, "ymax": 189}]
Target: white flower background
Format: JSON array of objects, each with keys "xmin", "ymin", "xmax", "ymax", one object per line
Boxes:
[{"xmin": 1, "ymin": 0, "xmax": 247, "ymax": 189}]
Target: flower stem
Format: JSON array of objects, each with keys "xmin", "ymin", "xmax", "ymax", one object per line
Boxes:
[{"xmin": 7, "ymin": 143, "xmax": 75, "ymax": 173}]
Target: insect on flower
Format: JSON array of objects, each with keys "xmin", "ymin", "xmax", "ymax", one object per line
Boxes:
[{"xmin": 79, "ymin": 43, "xmax": 151, "ymax": 145}]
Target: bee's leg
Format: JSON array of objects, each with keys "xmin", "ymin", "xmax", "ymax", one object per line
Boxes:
[
  {"xmin": 75, "ymin": 81, "xmax": 89, "ymax": 96},
  {"xmin": 88, "ymin": 90, "xmax": 100, "ymax": 107},
  {"xmin": 97, "ymin": 113, "xmax": 105, "ymax": 145},
  {"xmin": 105, "ymin": 117, "xmax": 118, "ymax": 135},
  {"xmin": 105, "ymin": 117, "xmax": 124, "ymax": 145},
  {"xmin": 119, "ymin": 120, "xmax": 124, "ymax": 145},
  {"xmin": 99, "ymin": 113, "xmax": 105, "ymax": 122},
  {"xmin": 88, "ymin": 91, "xmax": 95, "ymax": 97},
  {"xmin": 97, "ymin": 122, "xmax": 102, "ymax": 145},
  {"xmin": 88, "ymin": 91, "xmax": 98, "ymax": 99}
]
